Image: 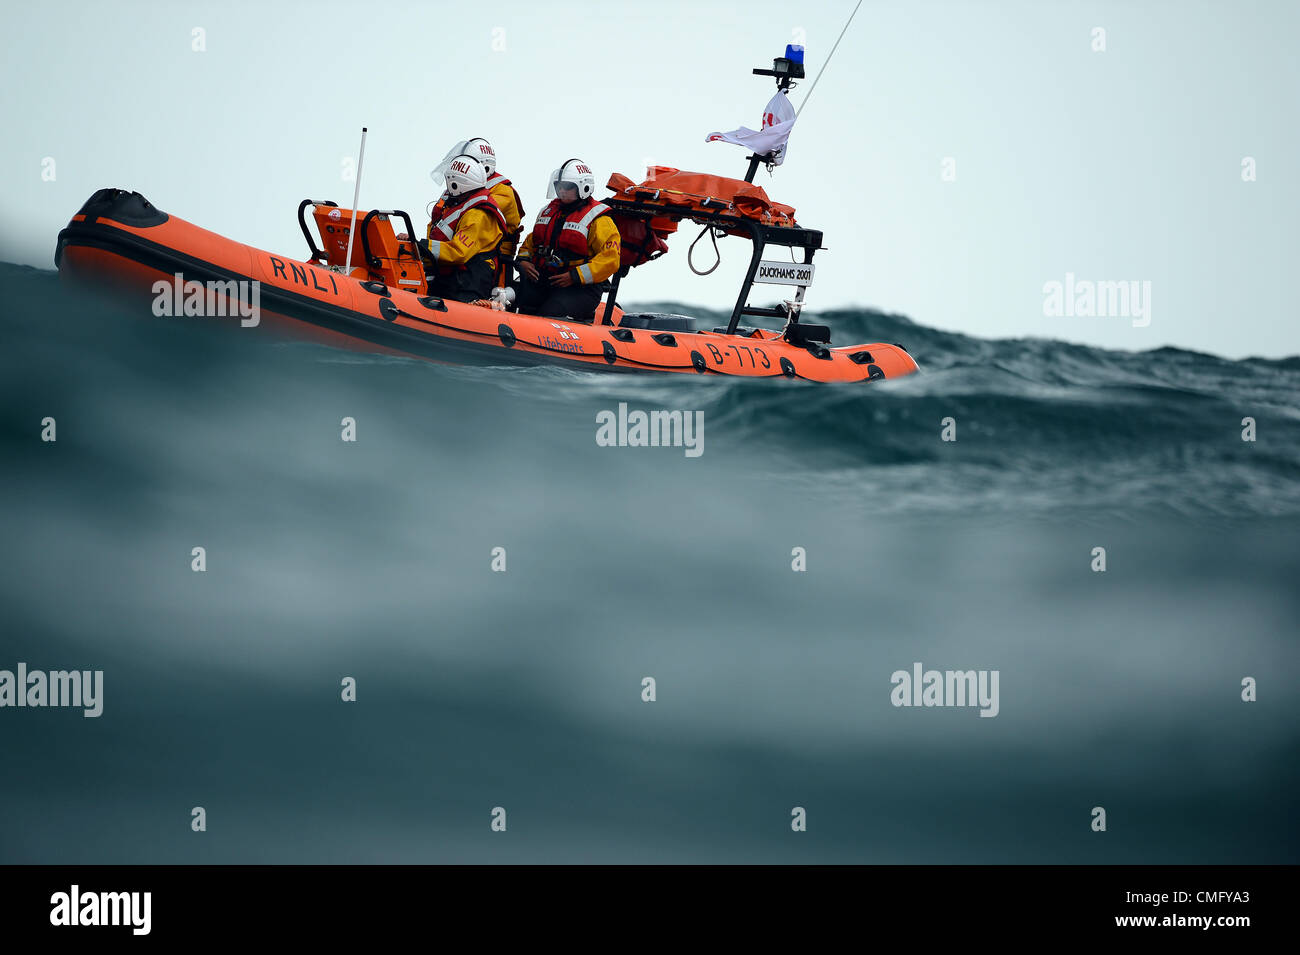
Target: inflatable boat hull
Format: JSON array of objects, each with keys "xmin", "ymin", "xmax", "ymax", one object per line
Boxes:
[{"xmin": 55, "ymin": 190, "xmax": 920, "ymax": 382}]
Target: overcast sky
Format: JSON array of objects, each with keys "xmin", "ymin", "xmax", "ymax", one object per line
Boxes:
[{"xmin": 3, "ymin": 0, "xmax": 1296, "ymax": 357}]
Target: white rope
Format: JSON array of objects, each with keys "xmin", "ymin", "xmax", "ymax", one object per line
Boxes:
[{"xmin": 796, "ymin": 0, "xmax": 864, "ymax": 120}]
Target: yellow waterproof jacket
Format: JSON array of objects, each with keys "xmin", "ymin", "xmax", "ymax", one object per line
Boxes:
[
  {"xmin": 519, "ymin": 209, "xmax": 622, "ymax": 287},
  {"xmin": 487, "ymin": 176, "xmax": 524, "ymax": 257},
  {"xmin": 425, "ymin": 206, "xmax": 504, "ymax": 272},
  {"xmin": 420, "ymin": 192, "xmax": 509, "ymax": 301}
]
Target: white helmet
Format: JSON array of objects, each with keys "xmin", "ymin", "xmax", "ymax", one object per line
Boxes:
[
  {"xmin": 431, "ymin": 138, "xmax": 495, "ymax": 184},
  {"xmin": 444, "ymin": 154, "xmax": 486, "ymax": 197},
  {"xmin": 464, "ymin": 137, "xmax": 497, "ymax": 177},
  {"xmin": 551, "ymin": 158, "xmax": 595, "ymax": 201}
]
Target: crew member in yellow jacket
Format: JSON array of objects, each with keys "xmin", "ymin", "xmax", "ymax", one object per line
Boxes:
[
  {"xmin": 417, "ymin": 154, "xmax": 508, "ymax": 303},
  {"xmin": 459, "ymin": 137, "xmax": 525, "ymax": 284},
  {"xmin": 514, "ymin": 158, "xmax": 620, "ymax": 324}
]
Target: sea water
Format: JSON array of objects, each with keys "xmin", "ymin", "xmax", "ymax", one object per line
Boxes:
[{"xmin": 1, "ymin": 263, "xmax": 1296, "ymax": 862}]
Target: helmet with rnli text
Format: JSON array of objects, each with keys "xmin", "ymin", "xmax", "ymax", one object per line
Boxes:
[
  {"xmin": 553, "ymin": 158, "xmax": 595, "ymax": 201},
  {"xmin": 464, "ymin": 137, "xmax": 497, "ymax": 177},
  {"xmin": 444, "ymin": 154, "xmax": 487, "ymax": 197}
]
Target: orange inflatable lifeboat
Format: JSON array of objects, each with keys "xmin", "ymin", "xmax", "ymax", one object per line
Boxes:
[{"xmin": 54, "ymin": 173, "xmax": 920, "ymax": 383}]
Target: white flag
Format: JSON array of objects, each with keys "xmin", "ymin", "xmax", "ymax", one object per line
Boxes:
[{"xmin": 706, "ymin": 90, "xmax": 797, "ymax": 165}]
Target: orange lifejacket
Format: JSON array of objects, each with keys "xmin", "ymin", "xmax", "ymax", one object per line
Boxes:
[
  {"xmin": 426, "ymin": 189, "xmax": 508, "ymax": 249},
  {"xmin": 531, "ymin": 197, "xmax": 612, "ymax": 262},
  {"xmin": 609, "ymin": 214, "xmax": 670, "ymax": 272},
  {"xmin": 422, "ymin": 189, "xmax": 509, "ymax": 301}
]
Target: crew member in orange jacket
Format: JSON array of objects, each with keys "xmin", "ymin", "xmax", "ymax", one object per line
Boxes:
[
  {"xmin": 417, "ymin": 154, "xmax": 508, "ymax": 302},
  {"xmin": 514, "ymin": 158, "xmax": 621, "ymax": 324}
]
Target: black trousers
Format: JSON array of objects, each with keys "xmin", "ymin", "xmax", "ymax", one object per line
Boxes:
[
  {"xmin": 426, "ymin": 259, "xmax": 498, "ymax": 304},
  {"xmin": 427, "ymin": 273, "xmax": 484, "ymax": 304},
  {"xmin": 513, "ymin": 277, "xmax": 603, "ymax": 324}
]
